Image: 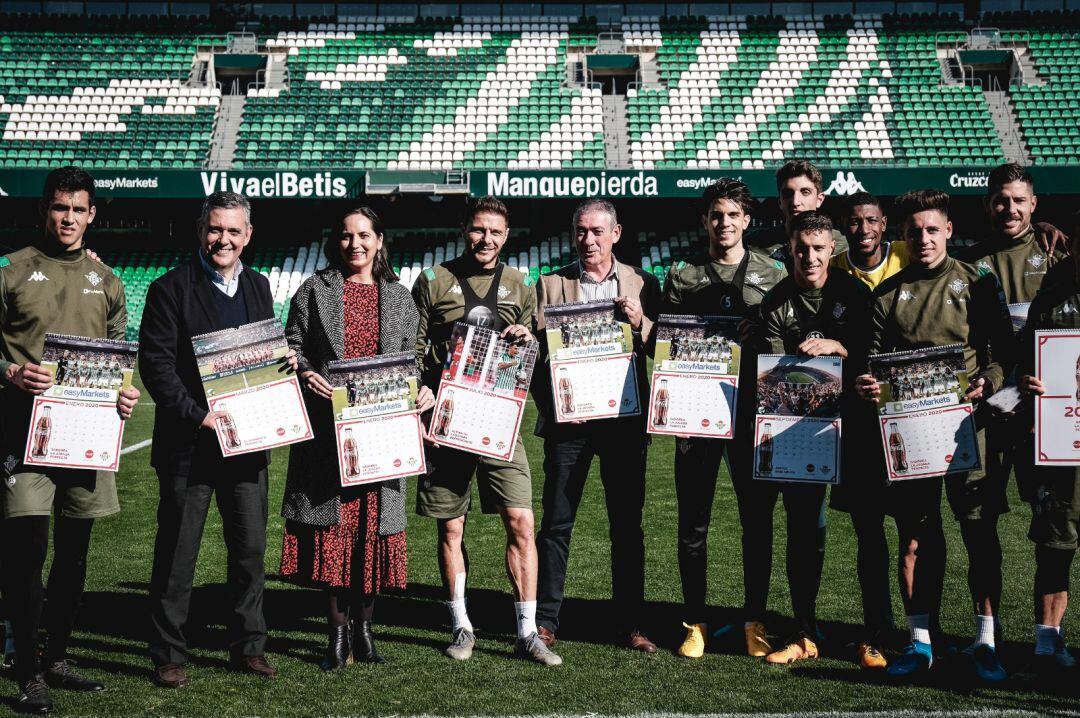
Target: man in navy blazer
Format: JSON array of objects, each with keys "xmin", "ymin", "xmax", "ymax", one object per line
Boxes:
[{"xmin": 139, "ymin": 192, "xmax": 292, "ymax": 688}]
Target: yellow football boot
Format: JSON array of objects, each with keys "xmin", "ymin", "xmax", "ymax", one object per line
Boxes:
[
  {"xmin": 745, "ymin": 621, "xmax": 772, "ymax": 657},
  {"xmin": 677, "ymin": 622, "xmax": 707, "ymax": 658},
  {"xmin": 765, "ymin": 635, "xmax": 819, "ymax": 664},
  {"xmin": 857, "ymin": 642, "xmax": 888, "ymax": 669}
]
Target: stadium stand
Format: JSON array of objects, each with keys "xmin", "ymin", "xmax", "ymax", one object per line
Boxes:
[{"xmin": 1, "ymin": 10, "xmax": 1076, "ymax": 172}]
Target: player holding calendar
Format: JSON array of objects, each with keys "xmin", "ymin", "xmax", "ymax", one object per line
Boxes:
[
  {"xmin": 855, "ymin": 189, "xmax": 1015, "ymax": 684},
  {"xmin": 412, "ymin": 196, "xmax": 561, "ymax": 667},
  {"xmin": 660, "ymin": 179, "xmax": 787, "ymax": 660},
  {"xmin": 745, "ymin": 210, "xmax": 872, "ymax": 667}
]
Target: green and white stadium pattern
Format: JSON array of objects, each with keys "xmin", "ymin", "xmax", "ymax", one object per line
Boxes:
[
  {"xmin": 0, "ymin": 33, "xmax": 222, "ymax": 168},
  {"xmin": 1006, "ymin": 30, "xmax": 1080, "ymax": 164}
]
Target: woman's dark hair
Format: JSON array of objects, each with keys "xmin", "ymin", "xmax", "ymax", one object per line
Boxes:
[{"xmin": 324, "ymin": 206, "xmax": 398, "ymax": 282}]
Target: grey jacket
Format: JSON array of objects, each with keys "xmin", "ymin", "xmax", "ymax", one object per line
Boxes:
[{"xmin": 280, "ymin": 267, "xmax": 419, "ymax": 534}]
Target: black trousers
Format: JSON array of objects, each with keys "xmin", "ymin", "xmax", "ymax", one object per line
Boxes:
[
  {"xmin": 536, "ymin": 420, "xmax": 647, "ymax": 633},
  {"xmin": 149, "ymin": 465, "xmax": 268, "ymax": 667},
  {"xmin": 674, "ymin": 436, "xmax": 827, "ymax": 627}
]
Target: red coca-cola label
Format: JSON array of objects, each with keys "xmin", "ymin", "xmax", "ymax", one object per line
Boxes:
[
  {"xmin": 945, "ymin": 454, "xmax": 953, "ymax": 462},
  {"xmin": 393, "ymin": 458, "xmax": 402, "ymax": 468},
  {"xmin": 276, "ymin": 427, "xmax": 286, "ymax": 436},
  {"xmin": 482, "ymin": 437, "xmax": 491, "ymax": 446},
  {"xmin": 608, "ymin": 399, "xmax": 617, "ymax": 407},
  {"xmin": 701, "ymin": 419, "xmax": 710, "ymax": 428},
  {"xmin": 85, "ymin": 450, "xmax": 94, "ymax": 459},
  {"xmin": 1073, "ymin": 440, "xmax": 1080, "ymax": 449}
]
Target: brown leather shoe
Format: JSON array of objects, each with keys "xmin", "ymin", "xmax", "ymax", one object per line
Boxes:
[
  {"xmin": 537, "ymin": 626, "xmax": 556, "ymax": 648},
  {"xmin": 233, "ymin": 655, "xmax": 277, "ymax": 677},
  {"xmin": 154, "ymin": 663, "xmax": 189, "ymax": 689},
  {"xmin": 628, "ymin": 630, "xmax": 658, "ymax": 654}
]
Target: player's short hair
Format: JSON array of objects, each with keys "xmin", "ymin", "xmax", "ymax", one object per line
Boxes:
[
  {"xmin": 41, "ymin": 165, "xmax": 96, "ymax": 207},
  {"xmin": 572, "ymin": 199, "xmax": 618, "ymax": 229},
  {"xmin": 325, "ymin": 205, "xmax": 398, "ymax": 282},
  {"xmin": 788, "ymin": 209, "xmax": 834, "ymax": 239},
  {"xmin": 464, "ymin": 195, "xmax": 510, "ymax": 228},
  {"xmin": 988, "ymin": 162, "xmax": 1034, "ymax": 195},
  {"xmin": 199, "ymin": 191, "xmax": 251, "ymax": 230},
  {"xmin": 843, "ymin": 191, "xmax": 882, "ymax": 217},
  {"xmin": 775, "ymin": 160, "xmax": 823, "ymax": 194},
  {"xmin": 895, "ymin": 189, "xmax": 950, "ymax": 224},
  {"xmin": 700, "ymin": 178, "xmax": 755, "ymax": 216}
]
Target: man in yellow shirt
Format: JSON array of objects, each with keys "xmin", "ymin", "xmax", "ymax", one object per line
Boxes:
[{"xmin": 830, "ymin": 192, "xmax": 909, "ymax": 290}]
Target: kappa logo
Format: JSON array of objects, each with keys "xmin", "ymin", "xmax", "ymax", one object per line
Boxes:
[
  {"xmin": 977, "ymin": 260, "xmax": 992, "ymax": 272},
  {"xmin": 1063, "ymin": 303, "xmax": 1078, "ymax": 314},
  {"xmin": 85, "ymin": 270, "xmax": 102, "ymax": 286},
  {"xmin": 949, "ymin": 278, "xmax": 967, "ymax": 294},
  {"xmin": 747, "ymin": 272, "xmax": 762, "ymax": 285},
  {"xmin": 832, "ymin": 303, "xmax": 845, "ymax": 319},
  {"xmin": 824, "ymin": 170, "xmax": 867, "ymax": 196},
  {"xmin": 449, "ymin": 283, "xmax": 463, "ymax": 295},
  {"xmin": 1028, "ymin": 254, "xmax": 1046, "ymax": 270},
  {"xmin": 497, "ymin": 284, "xmax": 510, "ymax": 299},
  {"xmin": 28, "ymin": 271, "xmax": 48, "ymax": 282},
  {"xmin": 806, "ymin": 331, "xmax": 825, "ymax": 340},
  {"xmin": 898, "ymin": 290, "xmax": 915, "ymax": 301}
]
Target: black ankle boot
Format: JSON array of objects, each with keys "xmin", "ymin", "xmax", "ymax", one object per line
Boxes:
[
  {"xmin": 352, "ymin": 620, "xmax": 386, "ymax": 664},
  {"xmin": 320, "ymin": 624, "xmax": 352, "ymax": 671}
]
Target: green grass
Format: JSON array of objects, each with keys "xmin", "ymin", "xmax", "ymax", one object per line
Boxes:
[{"xmin": 29, "ymin": 371, "xmax": 1080, "ymax": 716}]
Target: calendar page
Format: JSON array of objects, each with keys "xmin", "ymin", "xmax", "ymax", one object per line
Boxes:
[
  {"xmin": 1034, "ymin": 330, "xmax": 1080, "ymax": 465},
  {"xmin": 648, "ymin": 314, "xmax": 742, "ymax": 438},
  {"xmin": 24, "ymin": 334, "xmax": 139, "ymax": 472},
  {"xmin": 869, "ymin": 343, "xmax": 980, "ymax": 480},
  {"xmin": 753, "ymin": 354, "xmax": 842, "ymax": 484},
  {"xmin": 544, "ymin": 299, "xmax": 640, "ymax": 422},
  {"xmin": 429, "ymin": 322, "xmax": 539, "ymax": 460},
  {"xmin": 327, "ymin": 352, "xmax": 426, "ymax": 486},
  {"xmin": 192, "ymin": 319, "xmax": 313, "ymax": 457}
]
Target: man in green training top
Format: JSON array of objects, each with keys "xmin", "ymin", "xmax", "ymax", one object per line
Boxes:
[
  {"xmin": 856, "ymin": 189, "xmax": 1015, "ymax": 684},
  {"xmin": 747, "ymin": 210, "xmax": 874, "ymax": 666},
  {"xmin": 744, "ymin": 160, "xmax": 848, "ymax": 269},
  {"xmin": 412, "ymin": 196, "xmax": 561, "ymax": 667},
  {"xmin": 1016, "ymin": 210, "xmax": 1080, "ymax": 679},
  {"xmin": 0, "ymin": 167, "xmax": 140, "ymax": 713},
  {"xmin": 662, "ymin": 179, "xmax": 788, "ymax": 660}
]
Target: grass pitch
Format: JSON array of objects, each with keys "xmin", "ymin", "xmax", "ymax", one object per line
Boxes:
[{"xmin": 17, "ymin": 371, "xmax": 1080, "ymax": 716}]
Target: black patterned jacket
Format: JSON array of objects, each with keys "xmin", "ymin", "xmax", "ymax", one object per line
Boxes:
[{"xmin": 280, "ymin": 266, "xmax": 418, "ymax": 534}]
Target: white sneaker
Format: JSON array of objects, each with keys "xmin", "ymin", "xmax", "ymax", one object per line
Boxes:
[
  {"xmin": 445, "ymin": 628, "xmax": 475, "ymax": 661},
  {"xmin": 514, "ymin": 632, "xmax": 562, "ymax": 666}
]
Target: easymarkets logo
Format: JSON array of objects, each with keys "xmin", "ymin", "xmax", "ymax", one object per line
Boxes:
[
  {"xmin": 95, "ymin": 176, "xmax": 160, "ymax": 191},
  {"xmin": 487, "ymin": 171, "xmax": 659, "ymax": 198},
  {"xmin": 200, "ymin": 171, "xmax": 349, "ymax": 198}
]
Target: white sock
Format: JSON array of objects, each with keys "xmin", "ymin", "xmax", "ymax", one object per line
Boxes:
[
  {"xmin": 974, "ymin": 614, "xmax": 996, "ymax": 648},
  {"xmin": 1036, "ymin": 624, "xmax": 1059, "ymax": 655},
  {"xmin": 515, "ymin": 600, "xmax": 537, "ymax": 639},
  {"xmin": 447, "ymin": 598, "xmax": 473, "ymax": 634},
  {"xmin": 907, "ymin": 614, "xmax": 931, "ymax": 645}
]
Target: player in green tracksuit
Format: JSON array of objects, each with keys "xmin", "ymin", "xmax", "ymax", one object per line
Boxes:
[
  {"xmin": 1016, "ymin": 215, "xmax": 1080, "ymax": 678},
  {"xmin": 747, "ymin": 210, "xmax": 873, "ymax": 665},
  {"xmin": 744, "ymin": 160, "xmax": 848, "ymax": 270},
  {"xmin": 411, "ymin": 196, "xmax": 560, "ymax": 667},
  {"xmin": 856, "ymin": 189, "xmax": 1015, "ymax": 684},
  {"xmin": 0, "ymin": 167, "xmax": 140, "ymax": 712},
  {"xmin": 662, "ymin": 179, "xmax": 788, "ymax": 660}
]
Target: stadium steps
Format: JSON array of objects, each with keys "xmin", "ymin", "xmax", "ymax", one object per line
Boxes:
[
  {"xmin": 601, "ymin": 93, "xmax": 631, "ymax": 168},
  {"xmin": 983, "ymin": 89, "xmax": 1029, "ymax": 164},
  {"xmin": 207, "ymin": 94, "xmax": 245, "ymax": 168},
  {"xmin": 1011, "ymin": 45, "xmax": 1046, "ymax": 85}
]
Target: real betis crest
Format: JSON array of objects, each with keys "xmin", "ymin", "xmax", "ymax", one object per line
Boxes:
[
  {"xmin": 1028, "ymin": 254, "xmax": 1046, "ymax": 269},
  {"xmin": 833, "ymin": 303, "xmax": 845, "ymax": 318},
  {"xmin": 497, "ymin": 284, "xmax": 510, "ymax": 299},
  {"xmin": 949, "ymin": 278, "xmax": 967, "ymax": 294}
]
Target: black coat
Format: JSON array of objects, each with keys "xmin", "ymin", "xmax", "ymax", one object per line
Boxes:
[{"xmin": 139, "ymin": 255, "xmax": 276, "ymax": 474}]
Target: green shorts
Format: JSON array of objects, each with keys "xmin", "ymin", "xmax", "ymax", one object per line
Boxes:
[
  {"xmin": 1027, "ymin": 468, "xmax": 1080, "ymax": 551},
  {"xmin": 416, "ymin": 435, "xmax": 532, "ymax": 518},
  {"xmin": 886, "ymin": 429, "xmax": 1008, "ymax": 521},
  {"xmin": 1, "ymin": 469, "xmax": 120, "ymax": 519}
]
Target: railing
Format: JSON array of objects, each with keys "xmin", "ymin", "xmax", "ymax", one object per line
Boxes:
[
  {"xmin": 969, "ymin": 27, "xmax": 1002, "ymax": 50},
  {"xmin": 226, "ymin": 31, "xmax": 258, "ymax": 54},
  {"xmin": 593, "ymin": 31, "xmax": 625, "ymax": 54}
]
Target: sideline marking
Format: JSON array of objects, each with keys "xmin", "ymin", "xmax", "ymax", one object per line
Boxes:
[{"xmin": 120, "ymin": 439, "xmax": 152, "ymax": 455}]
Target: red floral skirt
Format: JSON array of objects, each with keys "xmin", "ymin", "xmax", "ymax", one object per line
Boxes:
[{"xmin": 280, "ymin": 487, "xmax": 406, "ymax": 593}]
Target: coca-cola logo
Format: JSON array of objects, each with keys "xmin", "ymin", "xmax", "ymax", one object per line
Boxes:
[
  {"xmin": 806, "ymin": 464, "xmax": 815, "ymax": 472},
  {"xmin": 1073, "ymin": 440, "xmax": 1080, "ymax": 449},
  {"xmin": 85, "ymin": 450, "xmax": 94, "ymax": 459},
  {"xmin": 608, "ymin": 399, "xmax": 617, "ymax": 407},
  {"xmin": 276, "ymin": 427, "xmax": 286, "ymax": 436},
  {"xmin": 482, "ymin": 437, "xmax": 491, "ymax": 446},
  {"xmin": 701, "ymin": 419, "xmax": 710, "ymax": 428},
  {"xmin": 945, "ymin": 454, "xmax": 953, "ymax": 462},
  {"xmin": 393, "ymin": 458, "xmax": 402, "ymax": 468}
]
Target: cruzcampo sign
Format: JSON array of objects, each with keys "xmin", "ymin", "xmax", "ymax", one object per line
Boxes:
[
  {"xmin": 0, "ymin": 170, "xmax": 365, "ymax": 199},
  {"xmin": 470, "ymin": 167, "xmax": 1080, "ymax": 199}
]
